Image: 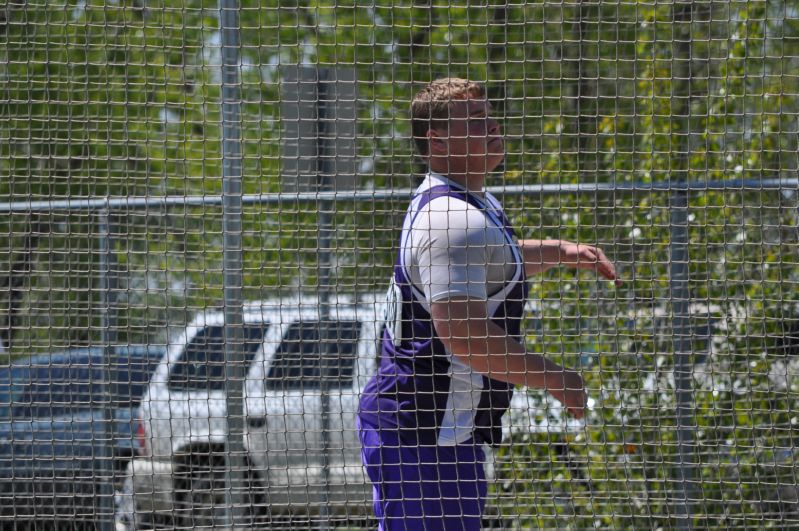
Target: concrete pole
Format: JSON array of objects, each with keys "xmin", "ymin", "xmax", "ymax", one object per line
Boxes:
[{"xmin": 316, "ymin": 69, "xmax": 333, "ymax": 531}]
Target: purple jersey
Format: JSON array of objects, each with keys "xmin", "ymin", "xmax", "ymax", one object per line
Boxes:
[{"xmin": 358, "ymin": 180, "xmax": 528, "ymax": 448}]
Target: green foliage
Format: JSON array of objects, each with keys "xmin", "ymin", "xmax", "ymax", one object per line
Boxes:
[
  {"xmin": 1, "ymin": 0, "xmax": 799, "ymax": 525},
  {"xmin": 487, "ymin": 1, "xmax": 799, "ymax": 527}
]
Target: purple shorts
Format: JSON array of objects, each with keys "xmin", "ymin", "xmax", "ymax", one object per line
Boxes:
[{"xmin": 358, "ymin": 418, "xmax": 487, "ymax": 531}]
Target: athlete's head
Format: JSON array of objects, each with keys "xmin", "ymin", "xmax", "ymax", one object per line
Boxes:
[{"xmin": 411, "ymin": 78, "xmax": 504, "ymax": 178}]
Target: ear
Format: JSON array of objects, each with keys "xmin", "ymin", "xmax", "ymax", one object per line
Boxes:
[{"xmin": 427, "ymin": 129, "xmax": 447, "ymax": 154}]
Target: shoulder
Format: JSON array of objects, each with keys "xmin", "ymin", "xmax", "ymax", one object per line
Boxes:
[
  {"xmin": 483, "ymin": 191, "xmax": 510, "ymax": 217},
  {"xmin": 413, "ymin": 195, "xmax": 488, "ymax": 232}
]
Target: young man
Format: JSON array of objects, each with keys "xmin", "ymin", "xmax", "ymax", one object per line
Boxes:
[{"xmin": 357, "ymin": 78, "xmax": 620, "ymax": 530}]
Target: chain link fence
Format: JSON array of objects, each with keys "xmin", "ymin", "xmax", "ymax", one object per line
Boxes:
[{"xmin": 2, "ymin": 1, "xmax": 799, "ymax": 529}]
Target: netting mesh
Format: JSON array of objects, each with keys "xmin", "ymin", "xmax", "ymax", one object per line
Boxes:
[{"xmin": 1, "ymin": 1, "xmax": 798, "ymax": 529}]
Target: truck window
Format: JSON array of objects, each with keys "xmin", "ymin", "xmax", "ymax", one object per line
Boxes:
[
  {"xmin": 266, "ymin": 320, "xmax": 360, "ymax": 391},
  {"xmin": 168, "ymin": 324, "xmax": 269, "ymax": 392}
]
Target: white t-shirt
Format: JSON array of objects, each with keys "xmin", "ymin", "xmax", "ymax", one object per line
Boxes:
[{"xmin": 404, "ymin": 174, "xmax": 520, "ymax": 303}]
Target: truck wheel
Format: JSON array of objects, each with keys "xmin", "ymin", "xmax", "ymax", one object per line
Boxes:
[{"xmin": 174, "ymin": 451, "xmax": 265, "ymax": 529}]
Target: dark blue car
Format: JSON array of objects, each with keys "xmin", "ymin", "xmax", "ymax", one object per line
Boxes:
[{"xmin": 0, "ymin": 346, "xmax": 164, "ymax": 527}]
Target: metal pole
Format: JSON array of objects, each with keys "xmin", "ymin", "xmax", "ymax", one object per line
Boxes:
[
  {"xmin": 1, "ymin": 178, "xmax": 796, "ymax": 214},
  {"xmin": 219, "ymin": 0, "xmax": 248, "ymax": 526},
  {"xmin": 669, "ymin": 189, "xmax": 694, "ymax": 527},
  {"xmin": 98, "ymin": 210, "xmax": 117, "ymax": 531},
  {"xmin": 670, "ymin": 1, "xmax": 695, "ymax": 528},
  {"xmin": 316, "ymin": 68, "xmax": 333, "ymax": 531}
]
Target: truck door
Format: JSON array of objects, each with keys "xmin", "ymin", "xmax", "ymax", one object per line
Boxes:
[{"xmin": 256, "ymin": 319, "xmax": 360, "ymax": 504}]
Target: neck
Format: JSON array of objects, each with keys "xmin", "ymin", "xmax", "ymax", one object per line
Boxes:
[{"xmin": 428, "ymin": 162, "xmax": 485, "ymax": 192}]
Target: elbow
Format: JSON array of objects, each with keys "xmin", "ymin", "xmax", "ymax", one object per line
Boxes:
[
  {"xmin": 433, "ymin": 320, "xmax": 485, "ymax": 360},
  {"xmin": 433, "ymin": 320, "xmax": 472, "ymax": 356},
  {"xmin": 441, "ymin": 335, "xmax": 473, "ymax": 357},
  {"xmin": 430, "ymin": 298, "xmax": 491, "ymax": 359},
  {"xmin": 434, "ymin": 319, "xmax": 492, "ymax": 372}
]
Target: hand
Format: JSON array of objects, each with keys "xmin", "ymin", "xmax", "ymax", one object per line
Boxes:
[
  {"xmin": 560, "ymin": 387, "xmax": 589, "ymax": 420},
  {"xmin": 547, "ymin": 369, "xmax": 588, "ymax": 419},
  {"xmin": 560, "ymin": 243, "xmax": 622, "ymax": 287}
]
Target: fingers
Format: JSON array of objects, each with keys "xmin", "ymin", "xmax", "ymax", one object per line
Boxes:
[
  {"xmin": 577, "ymin": 245, "xmax": 622, "ymax": 286},
  {"xmin": 594, "ymin": 247, "xmax": 621, "ymax": 285},
  {"xmin": 565, "ymin": 389, "xmax": 588, "ymax": 419},
  {"xmin": 569, "ymin": 405, "xmax": 585, "ymax": 420}
]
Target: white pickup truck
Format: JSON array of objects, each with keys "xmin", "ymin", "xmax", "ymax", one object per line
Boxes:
[{"xmin": 121, "ymin": 293, "xmax": 573, "ymax": 529}]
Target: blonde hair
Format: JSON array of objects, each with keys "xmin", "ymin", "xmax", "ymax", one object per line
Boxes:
[{"xmin": 411, "ymin": 78, "xmax": 486, "ymax": 156}]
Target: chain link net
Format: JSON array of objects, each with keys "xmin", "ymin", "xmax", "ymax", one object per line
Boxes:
[{"xmin": 1, "ymin": 1, "xmax": 798, "ymax": 529}]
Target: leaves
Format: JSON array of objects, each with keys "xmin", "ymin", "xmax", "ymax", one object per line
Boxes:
[{"xmin": 1, "ymin": 0, "xmax": 798, "ymax": 525}]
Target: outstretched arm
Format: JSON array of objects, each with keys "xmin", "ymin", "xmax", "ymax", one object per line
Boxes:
[
  {"xmin": 431, "ymin": 297, "xmax": 587, "ymax": 418},
  {"xmin": 520, "ymin": 239, "xmax": 622, "ymax": 286}
]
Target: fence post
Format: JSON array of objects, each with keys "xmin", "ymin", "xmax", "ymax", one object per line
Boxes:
[
  {"xmin": 669, "ymin": 189, "xmax": 695, "ymax": 528},
  {"xmin": 670, "ymin": 1, "xmax": 696, "ymax": 528},
  {"xmin": 219, "ymin": 0, "xmax": 248, "ymax": 526},
  {"xmin": 98, "ymin": 210, "xmax": 117, "ymax": 531}
]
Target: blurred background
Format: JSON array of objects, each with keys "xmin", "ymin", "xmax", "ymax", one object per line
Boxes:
[{"xmin": 1, "ymin": 1, "xmax": 798, "ymax": 529}]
